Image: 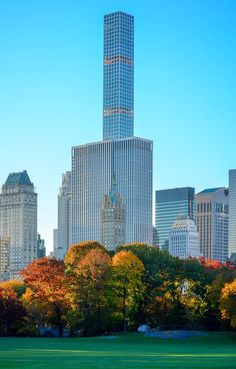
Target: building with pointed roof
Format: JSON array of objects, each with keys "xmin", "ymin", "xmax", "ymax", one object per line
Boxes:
[
  {"xmin": 102, "ymin": 177, "xmax": 125, "ymax": 250},
  {"xmin": 0, "ymin": 170, "xmax": 37, "ymax": 279}
]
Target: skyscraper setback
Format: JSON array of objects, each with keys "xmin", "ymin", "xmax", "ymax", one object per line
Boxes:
[{"xmin": 71, "ymin": 12, "xmax": 153, "ymax": 246}]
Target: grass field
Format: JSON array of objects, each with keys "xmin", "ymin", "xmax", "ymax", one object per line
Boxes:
[{"xmin": 0, "ymin": 332, "xmax": 236, "ymax": 369}]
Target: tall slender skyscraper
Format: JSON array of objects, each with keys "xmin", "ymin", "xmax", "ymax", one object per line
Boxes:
[
  {"xmin": 103, "ymin": 12, "xmax": 134, "ymax": 140},
  {"xmin": 229, "ymin": 169, "xmax": 236, "ymax": 258},
  {"xmin": 0, "ymin": 171, "xmax": 37, "ymax": 279},
  {"xmin": 71, "ymin": 12, "xmax": 153, "ymax": 247}
]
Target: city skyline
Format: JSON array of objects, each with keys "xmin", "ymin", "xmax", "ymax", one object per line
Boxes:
[{"xmin": 0, "ymin": 1, "xmax": 235, "ymax": 252}]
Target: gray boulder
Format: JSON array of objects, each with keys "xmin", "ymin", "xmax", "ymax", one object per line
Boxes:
[{"xmin": 137, "ymin": 324, "xmax": 151, "ymax": 333}]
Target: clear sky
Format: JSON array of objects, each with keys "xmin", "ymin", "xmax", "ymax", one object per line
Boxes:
[{"xmin": 0, "ymin": 0, "xmax": 235, "ymax": 253}]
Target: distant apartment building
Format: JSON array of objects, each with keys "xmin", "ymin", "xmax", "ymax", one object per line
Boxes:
[
  {"xmin": 0, "ymin": 171, "xmax": 37, "ymax": 279},
  {"xmin": 0, "ymin": 237, "xmax": 10, "ymax": 280},
  {"xmin": 52, "ymin": 229, "xmax": 58, "ymax": 257},
  {"xmin": 54, "ymin": 172, "xmax": 71, "ymax": 259},
  {"xmin": 169, "ymin": 216, "xmax": 200, "ymax": 259},
  {"xmin": 102, "ymin": 178, "xmax": 125, "ymax": 250},
  {"xmin": 152, "ymin": 226, "xmax": 159, "ymax": 248},
  {"xmin": 195, "ymin": 188, "xmax": 229, "ymax": 262},
  {"xmin": 37, "ymin": 234, "xmax": 46, "ymax": 259},
  {"xmin": 155, "ymin": 187, "xmax": 195, "ymax": 251},
  {"xmin": 229, "ymin": 169, "xmax": 236, "ymax": 259}
]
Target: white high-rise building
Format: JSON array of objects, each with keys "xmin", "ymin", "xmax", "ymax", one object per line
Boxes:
[
  {"xmin": 169, "ymin": 216, "xmax": 200, "ymax": 259},
  {"xmin": 71, "ymin": 12, "xmax": 153, "ymax": 246},
  {"xmin": 195, "ymin": 188, "xmax": 229, "ymax": 262},
  {"xmin": 0, "ymin": 171, "xmax": 37, "ymax": 279},
  {"xmin": 229, "ymin": 169, "xmax": 236, "ymax": 259},
  {"xmin": 54, "ymin": 172, "xmax": 71, "ymax": 259}
]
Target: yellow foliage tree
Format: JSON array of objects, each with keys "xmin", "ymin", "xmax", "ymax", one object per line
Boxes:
[
  {"xmin": 64, "ymin": 241, "xmax": 107, "ymax": 270},
  {"xmin": 220, "ymin": 279, "xmax": 236, "ymax": 328},
  {"xmin": 112, "ymin": 250, "xmax": 144, "ymax": 331}
]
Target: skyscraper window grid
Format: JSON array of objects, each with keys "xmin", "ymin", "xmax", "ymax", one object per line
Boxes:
[
  {"xmin": 228, "ymin": 169, "xmax": 236, "ymax": 258},
  {"xmin": 103, "ymin": 12, "xmax": 134, "ymax": 140}
]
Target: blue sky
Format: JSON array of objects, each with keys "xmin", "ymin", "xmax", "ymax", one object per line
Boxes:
[{"xmin": 0, "ymin": 0, "xmax": 235, "ymax": 252}]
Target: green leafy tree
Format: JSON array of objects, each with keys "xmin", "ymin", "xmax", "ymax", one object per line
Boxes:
[
  {"xmin": 112, "ymin": 250, "xmax": 144, "ymax": 331},
  {"xmin": 71, "ymin": 248, "xmax": 112, "ymax": 336}
]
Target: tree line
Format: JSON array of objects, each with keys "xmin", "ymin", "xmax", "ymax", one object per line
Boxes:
[{"xmin": 0, "ymin": 242, "xmax": 236, "ymax": 337}]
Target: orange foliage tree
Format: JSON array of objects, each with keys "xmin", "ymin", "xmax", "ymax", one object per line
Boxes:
[
  {"xmin": 20, "ymin": 257, "xmax": 69, "ymax": 337},
  {"xmin": 0, "ymin": 284, "xmax": 25, "ymax": 336},
  {"xmin": 0, "ymin": 280, "xmax": 26, "ymax": 297}
]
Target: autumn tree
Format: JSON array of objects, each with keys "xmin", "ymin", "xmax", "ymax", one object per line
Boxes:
[
  {"xmin": 112, "ymin": 250, "xmax": 144, "ymax": 331},
  {"xmin": 220, "ymin": 279, "xmax": 236, "ymax": 328},
  {"xmin": 0, "ymin": 280, "xmax": 26, "ymax": 298},
  {"xmin": 21, "ymin": 257, "xmax": 69, "ymax": 337},
  {"xmin": 68, "ymin": 248, "xmax": 112, "ymax": 336},
  {"xmin": 64, "ymin": 241, "xmax": 107, "ymax": 271},
  {"xmin": 0, "ymin": 284, "xmax": 25, "ymax": 336},
  {"xmin": 117, "ymin": 244, "xmax": 185, "ymax": 328}
]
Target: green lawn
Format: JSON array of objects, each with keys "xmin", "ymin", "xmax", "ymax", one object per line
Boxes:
[{"xmin": 0, "ymin": 332, "xmax": 235, "ymax": 369}]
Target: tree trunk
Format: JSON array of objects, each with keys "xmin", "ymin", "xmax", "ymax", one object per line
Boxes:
[{"xmin": 123, "ymin": 288, "xmax": 127, "ymax": 332}]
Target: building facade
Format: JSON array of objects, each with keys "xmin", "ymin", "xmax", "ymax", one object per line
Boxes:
[
  {"xmin": 71, "ymin": 137, "xmax": 153, "ymax": 245},
  {"xmin": 37, "ymin": 234, "xmax": 46, "ymax": 259},
  {"xmin": 169, "ymin": 216, "xmax": 200, "ymax": 259},
  {"xmin": 103, "ymin": 12, "xmax": 134, "ymax": 140},
  {"xmin": 71, "ymin": 12, "xmax": 153, "ymax": 247},
  {"xmin": 54, "ymin": 172, "xmax": 71, "ymax": 259},
  {"xmin": 102, "ymin": 178, "xmax": 125, "ymax": 250},
  {"xmin": 0, "ymin": 237, "xmax": 10, "ymax": 281},
  {"xmin": 0, "ymin": 171, "xmax": 37, "ymax": 279},
  {"xmin": 155, "ymin": 187, "xmax": 195, "ymax": 251},
  {"xmin": 229, "ymin": 169, "xmax": 236, "ymax": 258},
  {"xmin": 195, "ymin": 188, "xmax": 229, "ymax": 262}
]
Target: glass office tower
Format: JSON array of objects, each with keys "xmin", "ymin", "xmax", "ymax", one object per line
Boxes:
[
  {"xmin": 103, "ymin": 12, "xmax": 134, "ymax": 140},
  {"xmin": 155, "ymin": 187, "xmax": 195, "ymax": 251},
  {"xmin": 71, "ymin": 137, "xmax": 153, "ymax": 245},
  {"xmin": 229, "ymin": 169, "xmax": 236, "ymax": 258}
]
